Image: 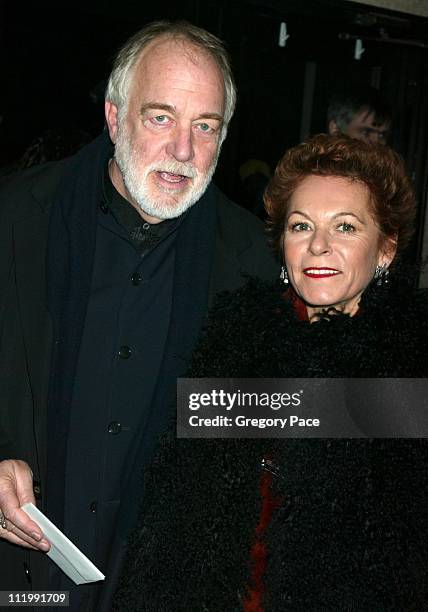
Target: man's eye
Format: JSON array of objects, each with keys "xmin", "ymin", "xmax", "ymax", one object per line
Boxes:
[
  {"xmin": 338, "ymin": 222, "xmax": 355, "ymax": 233},
  {"xmin": 196, "ymin": 122, "xmax": 214, "ymax": 133},
  {"xmin": 150, "ymin": 115, "xmax": 170, "ymax": 125}
]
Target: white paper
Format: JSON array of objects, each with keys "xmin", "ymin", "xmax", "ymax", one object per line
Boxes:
[{"xmin": 21, "ymin": 502, "xmax": 105, "ymax": 585}]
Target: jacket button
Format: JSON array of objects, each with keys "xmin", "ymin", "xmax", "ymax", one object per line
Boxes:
[
  {"xmin": 23, "ymin": 562, "xmax": 32, "ymax": 585},
  {"xmin": 108, "ymin": 421, "xmax": 122, "ymax": 435},
  {"xmin": 118, "ymin": 345, "xmax": 132, "ymax": 359},
  {"xmin": 131, "ymin": 272, "xmax": 142, "ymax": 286}
]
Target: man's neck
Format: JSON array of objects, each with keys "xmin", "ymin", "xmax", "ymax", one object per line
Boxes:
[{"xmin": 108, "ymin": 158, "xmax": 163, "ymax": 225}]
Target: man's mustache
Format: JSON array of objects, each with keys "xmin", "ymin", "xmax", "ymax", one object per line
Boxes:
[{"xmin": 148, "ymin": 161, "xmax": 198, "ymax": 179}]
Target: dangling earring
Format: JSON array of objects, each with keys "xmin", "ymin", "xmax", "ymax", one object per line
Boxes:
[
  {"xmin": 374, "ymin": 264, "xmax": 389, "ymax": 286},
  {"xmin": 280, "ymin": 266, "xmax": 289, "ymax": 284}
]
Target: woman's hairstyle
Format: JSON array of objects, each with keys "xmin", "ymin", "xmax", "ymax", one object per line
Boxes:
[
  {"xmin": 105, "ymin": 20, "xmax": 236, "ymax": 142},
  {"xmin": 264, "ymin": 133, "xmax": 416, "ymax": 261}
]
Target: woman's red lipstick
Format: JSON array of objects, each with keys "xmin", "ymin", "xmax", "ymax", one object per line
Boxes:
[{"xmin": 303, "ymin": 267, "xmax": 341, "ymax": 278}]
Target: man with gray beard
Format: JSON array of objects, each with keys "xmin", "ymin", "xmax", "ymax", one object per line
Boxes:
[{"xmin": 0, "ymin": 20, "xmax": 277, "ymax": 611}]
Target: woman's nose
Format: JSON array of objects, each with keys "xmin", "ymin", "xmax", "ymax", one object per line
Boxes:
[{"xmin": 308, "ymin": 229, "xmax": 332, "ymax": 255}]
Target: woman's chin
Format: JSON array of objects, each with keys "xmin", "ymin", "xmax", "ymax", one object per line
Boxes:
[{"xmin": 296, "ymin": 291, "xmax": 339, "ymax": 311}]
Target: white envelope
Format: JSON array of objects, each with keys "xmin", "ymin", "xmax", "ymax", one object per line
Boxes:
[{"xmin": 21, "ymin": 502, "xmax": 105, "ymax": 585}]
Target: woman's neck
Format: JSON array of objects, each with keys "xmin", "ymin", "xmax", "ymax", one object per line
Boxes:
[{"xmin": 306, "ymin": 299, "xmax": 360, "ymax": 322}]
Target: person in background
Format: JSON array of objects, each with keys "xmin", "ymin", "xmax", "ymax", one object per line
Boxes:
[
  {"xmin": 327, "ymin": 85, "xmax": 391, "ymax": 145},
  {"xmin": 238, "ymin": 158, "xmax": 272, "ymax": 219},
  {"xmin": 0, "ymin": 128, "xmax": 93, "ymax": 177},
  {"xmin": 0, "ymin": 20, "xmax": 277, "ymax": 610},
  {"xmin": 114, "ymin": 134, "xmax": 428, "ymax": 611},
  {"xmin": 18, "ymin": 128, "xmax": 92, "ymax": 168}
]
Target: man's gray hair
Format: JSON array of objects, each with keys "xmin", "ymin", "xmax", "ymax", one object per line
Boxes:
[{"xmin": 105, "ymin": 20, "xmax": 237, "ymax": 135}]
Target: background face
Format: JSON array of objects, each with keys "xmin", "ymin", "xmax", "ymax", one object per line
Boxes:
[
  {"xmin": 343, "ymin": 110, "xmax": 390, "ymax": 144},
  {"xmin": 111, "ymin": 38, "xmax": 225, "ymax": 220},
  {"xmin": 283, "ymin": 175, "xmax": 390, "ymax": 317}
]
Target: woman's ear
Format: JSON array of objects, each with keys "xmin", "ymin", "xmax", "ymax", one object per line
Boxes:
[{"xmin": 379, "ymin": 235, "xmax": 398, "ymax": 268}]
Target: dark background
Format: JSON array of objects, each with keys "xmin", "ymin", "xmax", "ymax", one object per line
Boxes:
[{"xmin": 1, "ymin": 0, "xmax": 428, "ymax": 261}]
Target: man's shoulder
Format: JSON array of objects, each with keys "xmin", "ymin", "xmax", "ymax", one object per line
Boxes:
[
  {"xmin": 212, "ymin": 184, "xmax": 267, "ymax": 238},
  {"xmin": 0, "ymin": 159, "xmax": 68, "ymax": 221},
  {"xmin": 210, "ymin": 184, "xmax": 279, "ymax": 283}
]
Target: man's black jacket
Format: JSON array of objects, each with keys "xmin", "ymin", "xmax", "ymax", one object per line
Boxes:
[{"xmin": 0, "ymin": 140, "xmax": 278, "ymax": 608}]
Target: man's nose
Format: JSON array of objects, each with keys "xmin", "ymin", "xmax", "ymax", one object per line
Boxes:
[
  {"xmin": 308, "ymin": 229, "xmax": 332, "ymax": 255},
  {"xmin": 166, "ymin": 126, "xmax": 195, "ymax": 162}
]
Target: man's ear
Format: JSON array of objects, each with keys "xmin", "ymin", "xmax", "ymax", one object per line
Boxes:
[
  {"xmin": 105, "ymin": 101, "xmax": 119, "ymax": 144},
  {"xmin": 379, "ymin": 235, "xmax": 398, "ymax": 269},
  {"xmin": 328, "ymin": 119, "xmax": 340, "ymax": 135}
]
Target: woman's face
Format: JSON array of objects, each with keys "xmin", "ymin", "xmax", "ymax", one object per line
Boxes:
[{"xmin": 283, "ymin": 175, "xmax": 395, "ymax": 318}]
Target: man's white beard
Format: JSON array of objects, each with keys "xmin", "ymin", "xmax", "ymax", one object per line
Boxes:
[{"xmin": 114, "ymin": 127, "xmax": 219, "ymax": 220}]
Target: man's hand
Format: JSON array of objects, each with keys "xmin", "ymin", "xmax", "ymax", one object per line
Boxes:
[{"xmin": 0, "ymin": 460, "xmax": 50, "ymax": 551}]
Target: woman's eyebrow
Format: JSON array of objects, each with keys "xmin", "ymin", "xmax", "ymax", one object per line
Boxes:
[
  {"xmin": 287, "ymin": 210, "xmax": 311, "ymax": 220},
  {"xmin": 332, "ymin": 212, "xmax": 365, "ymax": 223},
  {"xmin": 287, "ymin": 210, "xmax": 365, "ymax": 224}
]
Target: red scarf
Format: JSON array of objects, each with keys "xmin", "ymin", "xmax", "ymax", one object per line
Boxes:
[
  {"xmin": 243, "ymin": 465, "xmax": 282, "ymax": 612},
  {"xmin": 244, "ymin": 288, "xmax": 309, "ymax": 611},
  {"xmin": 287, "ymin": 287, "xmax": 309, "ymax": 321}
]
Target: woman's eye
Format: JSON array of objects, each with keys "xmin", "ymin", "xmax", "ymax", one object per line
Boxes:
[
  {"xmin": 290, "ymin": 222, "xmax": 310, "ymax": 232},
  {"xmin": 338, "ymin": 222, "xmax": 356, "ymax": 233}
]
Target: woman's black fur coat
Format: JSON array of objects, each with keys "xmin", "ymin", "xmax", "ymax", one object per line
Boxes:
[{"xmin": 114, "ymin": 279, "xmax": 428, "ymax": 612}]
